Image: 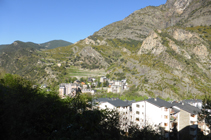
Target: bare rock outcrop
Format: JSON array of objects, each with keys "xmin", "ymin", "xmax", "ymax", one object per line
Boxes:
[
  {"xmin": 168, "ymin": 39, "xmax": 191, "ymax": 59},
  {"xmin": 79, "ymin": 46, "xmax": 109, "ymax": 67},
  {"xmin": 137, "ymin": 32, "xmax": 166, "ymax": 55}
]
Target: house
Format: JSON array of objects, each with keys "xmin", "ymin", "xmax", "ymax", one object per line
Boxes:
[
  {"xmin": 74, "ymin": 80, "xmax": 80, "ymax": 84},
  {"xmin": 107, "ymin": 85, "xmax": 122, "ymax": 93},
  {"xmin": 59, "ymin": 84, "xmax": 66, "ymax": 97},
  {"xmin": 59, "ymin": 83, "xmax": 81, "ymax": 97},
  {"xmin": 81, "ymin": 89, "xmax": 95, "ymax": 95},
  {"xmin": 88, "ymin": 77, "xmax": 96, "ymax": 83},
  {"xmin": 100, "ymin": 76, "xmax": 107, "ymax": 83},
  {"xmin": 93, "ymin": 98, "xmax": 131, "ymax": 132},
  {"xmin": 107, "ymin": 80, "xmax": 128, "ymax": 93},
  {"xmin": 57, "ymin": 63, "xmax": 61, "ymax": 67},
  {"xmin": 82, "ymin": 84, "xmax": 88, "ymax": 89},
  {"xmin": 40, "ymin": 84, "xmax": 47, "ymax": 89}
]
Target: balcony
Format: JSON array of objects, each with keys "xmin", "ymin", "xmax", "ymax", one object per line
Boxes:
[{"xmin": 170, "ymin": 116, "xmax": 177, "ymax": 122}]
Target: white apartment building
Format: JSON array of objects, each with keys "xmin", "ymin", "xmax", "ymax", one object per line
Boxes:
[
  {"xmin": 81, "ymin": 89, "xmax": 95, "ymax": 95},
  {"xmin": 59, "ymin": 83, "xmax": 79, "ymax": 97},
  {"xmin": 131, "ymin": 98, "xmax": 201, "ymax": 140},
  {"xmin": 93, "ymin": 98, "xmax": 131, "ymax": 132},
  {"xmin": 92, "ymin": 97, "xmax": 203, "ymax": 139},
  {"xmin": 132, "ymin": 98, "xmax": 172, "ymax": 138},
  {"xmin": 107, "ymin": 79, "xmax": 128, "ymax": 93}
]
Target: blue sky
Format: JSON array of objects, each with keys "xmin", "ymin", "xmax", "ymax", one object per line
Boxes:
[{"xmin": 0, "ymin": 0, "xmax": 167, "ymax": 45}]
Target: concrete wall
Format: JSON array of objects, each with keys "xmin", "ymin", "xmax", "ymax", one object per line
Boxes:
[{"xmin": 178, "ymin": 110, "xmax": 190, "ymax": 140}]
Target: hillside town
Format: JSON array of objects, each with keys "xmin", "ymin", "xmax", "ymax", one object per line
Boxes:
[{"xmin": 58, "ymin": 76, "xmax": 128, "ymax": 98}]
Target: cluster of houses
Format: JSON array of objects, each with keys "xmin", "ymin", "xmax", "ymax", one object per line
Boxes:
[
  {"xmin": 93, "ymin": 97, "xmax": 209, "ymax": 140},
  {"xmin": 59, "ymin": 76, "xmax": 129, "ymax": 97},
  {"xmin": 99, "ymin": 76, "xmax": 129, "ymax": 93},
  {"xmin": 59, "ymin": 81, "xmax": 95, "ymax": 98}
]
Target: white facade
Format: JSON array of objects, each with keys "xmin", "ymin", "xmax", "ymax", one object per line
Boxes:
[
  {"xmin": 107, "ymin": 79, "xmax": 128, "ymax": 93},
  {"xmin": 132, "ymin": 100, "xmax": 170, "ymax": 132},
  {"xmin": 81, "ymin": 89, "xmax": 95, "ymax": 95},
  {"xmin": 94, "ymin": 98, "xmax": 131, "ymax": 132}
]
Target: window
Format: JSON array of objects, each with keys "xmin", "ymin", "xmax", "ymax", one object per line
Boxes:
[
  {"xmin": 165, "ymin": 108, "xmax": 168, "ymax": 111},
  {"xmin": 164, "ymin": 115, "xmax": 168, "ymax": 119},
  {"xmin": 164, "ymin": 123, "xmax": 168, "ymax": 127},
  {"xmin": 142, "ymin": 105, "xmax": 144, "ymax": 107},
  {"xmin": 136, "ymin": 111, "xmax": 140, "ymax": 114},
  {"xmin": 105, "ymin": 105, "xmax": 107, "ymax": 108},
  {"xmin": 136, "ymin": 118, "xmax": 139, "ymax": 121},
  {"xmin": 136, "ymin": 104, "xmax": 140, "ymax": 108},
  {"xmin": 142, "ymin": 112, "xmax": 144, "ymax": 115}
]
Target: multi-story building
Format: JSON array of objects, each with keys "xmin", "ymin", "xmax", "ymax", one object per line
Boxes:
[
  {"xmin": 131, "ymin": 98, "xmax": 172, "ymax": 138},
  {"xmin": 59, "ymin": 83, "xmax": 80, "ymax": 97},
  {"xmin": 92, "ymin": 97, "xmax": 203, "ymax": 139},
  {"xmin": 131, "ymin": 98, "xmax": 201, "ymax": 140},
  {"xmin": 100, "ymin": 76, "xmax": 108, "ymax": 83},
  {"xmin": 93, "ymin": 98, "xmax": 131, "ymax": 132},
  {"xmin": 171, "ymin": 102, "xmax": 201, "ymax": 140},
  {"xmin": 81, "ymin": 89, "xmax": 95, "ymax": 95},
  {"xmin": 107, "ymin": 79, "xmax": 128, "ymax": 93}
]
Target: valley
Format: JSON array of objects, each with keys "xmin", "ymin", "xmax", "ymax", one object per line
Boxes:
[{"xmin": 0, "ymin": 0, "xmax": 211, "ymax": 101}]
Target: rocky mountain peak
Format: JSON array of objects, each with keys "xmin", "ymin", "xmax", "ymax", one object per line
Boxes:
[
  {"xmin": 13, "ymin": 41, "xmax": 18, "ymax": 46},
  {"xmin": 166, "ymin": 0, "xmax": 193, "ymax": 14}
]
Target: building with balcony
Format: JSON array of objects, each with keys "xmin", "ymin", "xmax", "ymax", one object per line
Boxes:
[{"xmin": 171, "ymin": 102, "xmax": 201, "ymax": 140}]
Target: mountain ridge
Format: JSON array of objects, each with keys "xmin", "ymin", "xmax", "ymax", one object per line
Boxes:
[{"xmin": 1, "ymin": 0, "xmax": 211, "ymax": 100}]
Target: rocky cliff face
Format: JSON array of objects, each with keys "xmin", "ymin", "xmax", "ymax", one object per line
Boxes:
[
  {"xmin": 137, "ymin": 31, "xmax": 166, "ymax": 55},
  {"xmin": 67, "ymin": 0, "xmax": 211, "ymax": 100},
  {"xmin": 93, "ymin": 0, "xmax": 211, "ymax": 42},
  {"xmin": 79, "ymin": 46, "xmax": 109, "ymax": 67}
]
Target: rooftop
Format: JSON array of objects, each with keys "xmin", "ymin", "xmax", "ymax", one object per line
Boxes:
[
  {"xmin": 182, "ymin": 99, "xmax": 202, "ymax": 104},
  {"xmin": 146, "ymin": 98, "xmax": 173, "ymax": 108},
  {"xmin": 172, "ymin": 102, "xmax": 201, "ymax": 115},
  {"xmin": 94, "ymin": 98, "xmax": 130, "ymax": 107}
]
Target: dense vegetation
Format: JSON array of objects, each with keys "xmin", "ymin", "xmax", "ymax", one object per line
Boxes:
[{"xmin": 0, "ymin": 74, "xmax": 162, "ymax": 140}]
